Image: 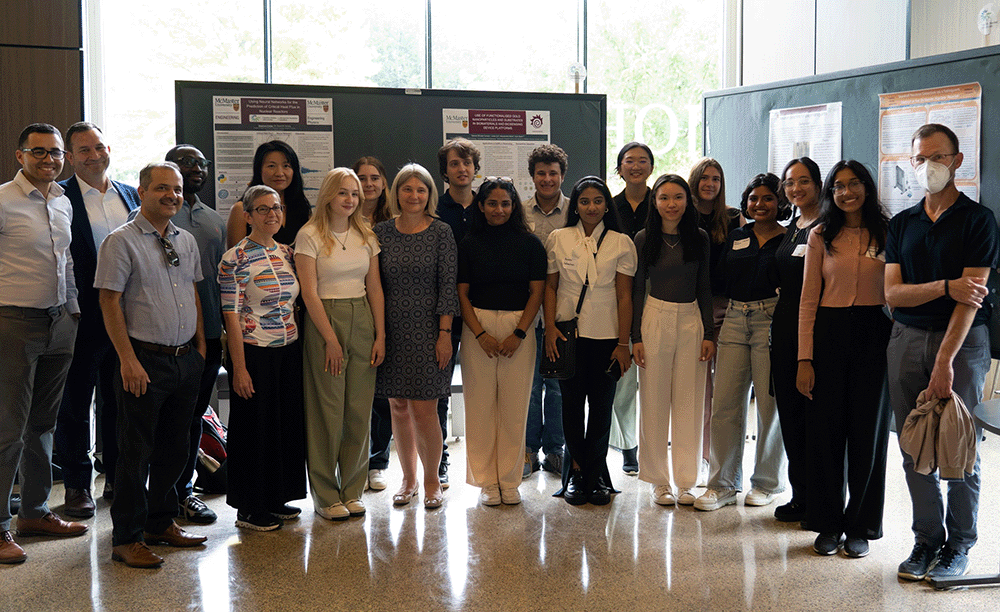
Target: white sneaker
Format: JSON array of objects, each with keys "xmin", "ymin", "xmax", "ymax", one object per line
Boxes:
[
  {"xmin": 676, "ymin": 488, "xmax": 696, "ymax": 506},
  {"xmin": 653, "ymin": 484, "xmax": 675, "ymax": 506},
  {"xmin": 344, "ymin": 499, "xmax": 366, "ymax": 516},
  {"xmin": 316, "ymin": 502, "xmax": 350, "ymax": 521},
  {"xmin": 500, "ymin": 487, "xmax": 521, "ymax": 505},
  {"xmin": 694, "ymin": 489, "xmax": 737, "ymax": 511},
  {"xmin": 744, "ymin": 488, "xmax": 777, "ymax": 506},
  {"xmin": 367, "ymin": 469, "xmax": 387, "ymax": 491},
  {"xmin": 480, "ymin": 485, "xmax": 501, "ymax": 506}
]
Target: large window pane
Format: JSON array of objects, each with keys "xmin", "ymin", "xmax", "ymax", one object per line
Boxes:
[
  {"xmin": 101, "ymin": 0, "xmax": 264, "ymax": 184},
  {"xmin": 430, "ymin": 0, "xmax": 579, "ymax": 92},
  {"xmin": 589, "ymin": 0, "xmax": 721, "ymax": 188},
  {"xmin": 271, "ymin": 0, "xmax": 425, "ymax": 88}
]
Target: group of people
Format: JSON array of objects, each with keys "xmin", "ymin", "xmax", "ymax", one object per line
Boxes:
[{"xmin": 0, "ymin": 121, "xmax": 994, "ymax": 586}]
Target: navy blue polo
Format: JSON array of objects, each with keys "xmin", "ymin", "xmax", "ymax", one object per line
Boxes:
[
  {"xmin": 437, "ymin": 189, "xmax": 475, "ymax": 247},
  {"xmin": 720, "ymin": 222, "xmax": 783, "ymax": 301},
  {"xmin": 885, "ymin": 193, "xmax": 999, "ymax": 330}
]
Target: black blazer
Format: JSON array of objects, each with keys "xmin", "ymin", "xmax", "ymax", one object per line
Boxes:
[{"xmin": 59, "ymin": 175, "xmax": 141, "ymax": 320}]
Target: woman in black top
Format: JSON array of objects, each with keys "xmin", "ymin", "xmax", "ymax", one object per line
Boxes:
[
  {"xmin": 769, "ymin": 157, "xmax": 823, "ymax": 524},
  {"xmin": 226, "ymin": 140, "xmax": 312, "ymax": 248},
  {"xmin": 695, "ymin": 173, "xmax": 790, "ymax": 512},
  {"xmin": 458, "ymin": 178, "xmax": 547, "ymax": 507}
]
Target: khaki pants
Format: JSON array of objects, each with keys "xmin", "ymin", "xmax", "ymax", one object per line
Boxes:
[
  {"xmin": 461, "ymin": 309, "xmax": 535, "ymax": 490},
  {"xmin": 303, "ymin": 297, "xmax": 376, "ymax": 507}
]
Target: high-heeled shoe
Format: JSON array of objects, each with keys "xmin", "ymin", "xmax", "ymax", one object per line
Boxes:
[{"xmin": 392, "ymin": 489, "xmax": 418, "ymax": 506}]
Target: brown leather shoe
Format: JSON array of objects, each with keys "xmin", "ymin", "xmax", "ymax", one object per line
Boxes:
[
  {"xmin": 16, "ymin": 512, "xmax": 88, "ymax": 537},
  {"xmin": 111, "ymin": 542, "xmax": 163, "ymax": 568},
  {"xmin": 64, "ymin": 488, "xmax": 96, "ymax": 518},
  {"xmin": 143, "ymin": 522, "xmax": 207, "ymax": 547},
  {"xmin": 0, "ymin": 530, "xmax": 27, "ymax": 564}
]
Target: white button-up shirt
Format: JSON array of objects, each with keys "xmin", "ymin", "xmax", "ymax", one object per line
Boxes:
[
  {"xmin": 545, "ymin": 221, "xmax": 637, "ymax": 340},
  {"xmin": 0, "ymin": 170, "xmax": 78, "ymax": 311},
  {"xmin": 78, "ymin": 174, "xmax": 129, "ymax": 250}
]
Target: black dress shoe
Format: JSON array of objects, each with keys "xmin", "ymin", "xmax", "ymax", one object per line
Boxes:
[
  {"xmin": 564, "ymin": 470, "xmax": 588, "ymax": 506},
  {"xmin": 622, "ymin": 447, "xmax": 639, "ymax": 475},
  {"xmin": 587, "ymin": 476, "xmax": 612, "ymax": 506},
  {"xmin": 774, "ymin": 500, "xmax": 806, "ymax": 522}
]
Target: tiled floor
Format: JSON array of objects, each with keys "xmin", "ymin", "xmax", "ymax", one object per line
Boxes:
[{"xmin": 5, "ymin": 433, "xmax": 1000, "ymax": 611}]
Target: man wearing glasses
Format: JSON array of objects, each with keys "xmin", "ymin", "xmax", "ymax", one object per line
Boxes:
[
  {"xmin": 96, "ymin": 162, "xmax": 208, "ymax": 568},
  {"xmin": 163, "ymin": 145, "xmax": 225, "ymax": 526},
  {"xmin": 56, "ymin": 122, "xmax": 140, "ymax": 518},
  {"xmin": 0, "ymin": 123, "xmax": 88, "ymax": 565},
  {"xmin": 886, "ymin": 123, "xmax": 999, "ymax": 582}
]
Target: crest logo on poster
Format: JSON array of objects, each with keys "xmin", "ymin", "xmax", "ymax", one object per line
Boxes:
[
  {"xmin": 233, "ymin": 102, "xmax": 240, "ymax": 112},
  {"xmin": 530, "ymin": 114, "xmax": 543, "ymax": 128},
  {"xmin": 323, "ymin": 103, "xmax": 329, "ymax": 112},
  {"xmin": 219, "ymin": 189, "xmax": 229, "ymax": 199},
  {"xmin": 462, "ymin": 120, "xmax": 468, "ymax": 128}
]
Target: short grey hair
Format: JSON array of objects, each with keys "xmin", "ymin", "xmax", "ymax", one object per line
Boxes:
[
  {"xmin": 139, "ymin": 161, "xmax": 182, "ymax": 189},
  {"xmin": 242, "ymin": 185, "xmax": 280, "ymax": 212}
]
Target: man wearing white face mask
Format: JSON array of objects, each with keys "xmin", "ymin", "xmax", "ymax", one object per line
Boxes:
[{"xmin": 885, "ymin": 123, "xmax": 999, "ymax": 582}]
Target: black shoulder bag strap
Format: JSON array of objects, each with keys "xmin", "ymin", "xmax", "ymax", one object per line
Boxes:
[{"xmin": 573, "ymin": 226, "xmax": 611, "ymax": 317}]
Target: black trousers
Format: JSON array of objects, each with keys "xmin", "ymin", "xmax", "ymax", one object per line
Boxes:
[
  {"xmin": 558, "ymin": 338, "xmax": 618, "ymax": 491},
  {"xmin": 226, "ymin": 342, "xmax": 307, "ymax": 513},
  {"xmin": 435, "ymin": 318, "xmax": 462, "ymax": 461},
  {"xmin": 769, "ymin": 301, "xmax": 810, "ymax": 506},
  {"xmin": 174, "ymin": 337, "xmax": 223, "ymax": 500},
  {"xmin": 807, "ymin": 306, "xmax": 892, "ymax": 539},
  {"xmin": 369, "ymin": 397, "xmax": 392, "ymax": 470},
  {"xmin": 112, "ymin": 341, "xmax": 203, "ymax": 546}
]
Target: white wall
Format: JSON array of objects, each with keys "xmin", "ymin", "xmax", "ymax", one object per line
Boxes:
[
  {"xmin": 815, "ymin": 0, "xmax": 907, "ymax": 73},
  {"xmin": 910, "ymin": 0, "xmax": 1000, "ymax": 57},
  {"xmin": 741, "ymin": 0, "xmax": 815, "ymax": 85}
]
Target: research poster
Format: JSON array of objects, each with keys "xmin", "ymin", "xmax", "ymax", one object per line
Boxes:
[
  {"xmin": 212, "ymin": 95, "xmax": 334, "ymax": 219},
  {"xmin": 878, "ymin": 83, "xmax": 981, "ymax": 216},
  {"xmin": 443, "ymin": 109, "xmax": 550, "ymax": 197},
  {"xmin": 767, "ymin": 102, "xmax": 842, "ymax": 179}
]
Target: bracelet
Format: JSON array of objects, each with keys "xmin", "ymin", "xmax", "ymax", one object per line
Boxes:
[
  {"xmin": 439, "ymin": 328, "xmax": 451, "ymax": 333},
  {"xmin": 475, "ymin": 330, "xmax": 486, "ymax": 339},
  {"xmin": 618, "ymin": 343, "xmax": 629, "ymax": 348},
  {"xmin": 944, "ymin": 279, "xmax": 950, "ymax": 299}
]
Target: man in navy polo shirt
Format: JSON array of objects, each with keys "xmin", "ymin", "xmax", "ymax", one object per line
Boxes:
[{"xmin": 886, "ymin": 123, "xmax": 999, "ymax": 582}]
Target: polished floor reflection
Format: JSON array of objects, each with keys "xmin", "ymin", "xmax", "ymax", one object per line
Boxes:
[{"xmin": 6, "ymin": 433, "xmax": 1000, "ymax": 611}]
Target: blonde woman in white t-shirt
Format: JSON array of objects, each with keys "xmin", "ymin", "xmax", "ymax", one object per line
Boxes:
[{"xmin": 295, "ymin": 168, "xmax": 386, "ymax": 522}]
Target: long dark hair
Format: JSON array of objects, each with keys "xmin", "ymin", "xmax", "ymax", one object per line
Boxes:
[
  {"xmin": 643, "ymin": 174, "xmax": 705, "ymax": 266},
  {"xmin": 565, "ymin": 175, "xmax": 624, "ymax": 234},
  {"xmin": 739, "ymin": 173, "xmax": 792, "ymax": 222},
  {"xmin": 818, "ymin": 160, "xmax": 889, "ymax": 255},
  {"xmin": 246, "ymin": 140, "xmax": 311, "ymax": 231},
  {"xmin": 780, "ymin": 156, "xmax": 822, "ymax": 217},
  {"xmin": 352, "ymin": 155, "xmax": 390, "ymax": 224},
  {"xmin": 467, "ymin": 178, "xmax": 529, "ymax": 234}
]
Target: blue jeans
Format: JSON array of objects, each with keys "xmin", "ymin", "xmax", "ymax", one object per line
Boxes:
[
  {"xmin": 526, "ymin": 325, "xmax": 563, "ymax": 454},
  {"xmin": 707, "ymin": 297, "xmax": 786, "ymax": 494}
]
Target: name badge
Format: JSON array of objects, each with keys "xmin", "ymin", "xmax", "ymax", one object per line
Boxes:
[
  {"xmin": 866, "ymin": 246, "xmax": 885, "ymax": 262},
  {"xmin": 733, "ymin": 238, "xmax": 751, "ymax": 251},
  {"xmin": 792, "ymin": 244, "xmax": 807, "ymax": 257},
  {"xmin": 562, "ymin": 256, "xmax": 579, "ymax": 272}
]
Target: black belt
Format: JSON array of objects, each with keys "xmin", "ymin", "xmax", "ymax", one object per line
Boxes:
[{"xmin": 133, "ymin": 339, "xmax": 192, "ymax": 356}]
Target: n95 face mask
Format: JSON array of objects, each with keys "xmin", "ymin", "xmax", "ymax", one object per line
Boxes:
[{"xmin": 913, "ymin": 159, "xmax": 953, "ymax": 195}]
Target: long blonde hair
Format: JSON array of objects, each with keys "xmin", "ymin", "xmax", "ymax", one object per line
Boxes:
[{"xmin": 303, "ymin": 168, "xmax": 377, "ymax": 254}]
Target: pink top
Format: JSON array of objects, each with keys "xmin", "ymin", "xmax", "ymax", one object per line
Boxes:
[{"xmin": 798, "ymin": 226, "xmax": 886, "ymax": 360}]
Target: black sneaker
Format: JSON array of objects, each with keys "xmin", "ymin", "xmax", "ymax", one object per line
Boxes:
[
  {"xmin": 925, "ymin": 546, "xmax": 970, "ymax": 581},
  {"xmin": 541, "ymin": 452, "xmax": 563, "ymax": 474},
  {"xmin": 235, "ymin": 512, "xmax": 282, "ymax": 532},
  {"xmin": 587, "ymin": 476, "xmax": 612, "ymax": 506},
  {"xmin": 269, "ymin": 504, "xmax": 301, "ymax": 520},
  {"xmin": 844, "ymin": 536, "xmax": 870, "ymax": 558},
  {"xmin": 179, "ymin": 495, "xmax": 218, "ymax": 524},
  {"xmin": 564, "ymin": 469, "xmax": 588, "ymax": 506},
  {"xmin": 813, "ymin": 532, "xmax": 844, "ymax": 556},
  {"xmin": 897, "ymin": 542, "xmax": 940, "ymax": 580},
  {"xmin": 774, "ymin": 501, "xmax": 806, "ymax": 522},
  {"xmin": 438, "ymin": 460, "xmax": 450, "ymax": 490},
  {"xmin": 622, "ymin": 447, "xmax": 639, "ymax": 475}
]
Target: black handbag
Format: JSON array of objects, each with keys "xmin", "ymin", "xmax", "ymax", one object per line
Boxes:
[{"xmin": 540, "ymin": 227, "xmax": 609, "ymax": 379}]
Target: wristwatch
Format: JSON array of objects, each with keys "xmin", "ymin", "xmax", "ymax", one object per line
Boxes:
[{"xmin": 513, "ymin": 328, "xmax": 527, "ymax": 340}]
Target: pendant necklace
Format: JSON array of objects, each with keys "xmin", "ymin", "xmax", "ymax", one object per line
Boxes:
[
  {"xmin": 333, "ymin": 230, "xmax": 348, "ymax": 250},
  {"xmin": 663, "ymin": 234, "xmax": 680, "ymax": 249}
]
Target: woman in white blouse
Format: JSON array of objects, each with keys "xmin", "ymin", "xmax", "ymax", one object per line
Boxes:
[
  {"xmin": 220, "ymin": 185, "xmax": 306, "ymax": 531},
  {"xmin": 544, "ymin": 175, "xmax": 637, "ymax": 506},
  {"xmin": 295, "ymin": 168, "xmax": 386, "ymax": 522}
]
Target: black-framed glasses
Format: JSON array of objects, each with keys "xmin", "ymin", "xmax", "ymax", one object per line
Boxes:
[
  {"xmin": 484, "ymin": 176, "xmax": 513, "ymax": 184},
  {"xmin": 253, "ymin": 204, "xmax": 285, "ymax": 215},
  {"xmin": 175, "ymin": 156, "xmax": 212, "ymax": 170},
  {"xmin": 157, "ymin": 236, "xmax": 180, "ymax": 267},
  {"xmin": 20, "ymin": 147, "xmax": 65, "ymax": 160}
]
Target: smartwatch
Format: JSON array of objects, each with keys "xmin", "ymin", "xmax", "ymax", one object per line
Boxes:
[{"xmin": 513, "ymin": 328, "xmax": 527, "ymax": 340}]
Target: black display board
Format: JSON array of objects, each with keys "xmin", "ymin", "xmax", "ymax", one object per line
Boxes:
[
  {"xmin": 702, "ymin": 46, "xmax": 1000, "ymax": 216},
  {"xmin": 176, "ymin": 80, "xmax": 606, "ymax": 210}
]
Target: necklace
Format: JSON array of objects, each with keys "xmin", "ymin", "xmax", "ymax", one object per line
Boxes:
[
  {"xmin": 663, "ymin": 234, "xmax": 680, "ymax": 249},
  {"xmin": 332, "ymin": 229, "xmax": 349, "ymax": 250}
]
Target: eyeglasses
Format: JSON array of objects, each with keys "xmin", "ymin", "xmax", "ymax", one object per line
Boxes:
[
  {"xmin": 484, "ymin": 176, "xmax": 513, "ymax": 184},
  {"xmin": 174, "ymin": 156, "xmax": 212, "ymax": 170},
  {"xmin": 621, "ymin": 159, "xmax": 651, "ymax": 167},
  {"xmin": 253, "ymin": 204, "xmax": 285, "ymax": 215},
  {"xmin": 20, "ymin": 147, "xmax": 65, "ymax": 160},
  {"xmin": 782, "ymin": 178, "xmax": 813, "ymax": 189},
  {"xmin": 157, "ymin": 236, "xmax": 180, "ymax": 267},
  {"xmin": 832, "ymin": 180, "xmax": 865, "ymax": 195},
  {"xmin": 909, "ymin": 153, "xmax": 957, "ymax": 166}
]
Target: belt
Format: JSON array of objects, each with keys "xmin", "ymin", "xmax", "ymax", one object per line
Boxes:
[{"xmin": 133, "ymin": 339, "xmax": 192, "ymax": 356}]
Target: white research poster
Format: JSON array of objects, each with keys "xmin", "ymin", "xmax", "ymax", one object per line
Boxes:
[
  {"xmin": 878, "ymin": 83, "xmax": 981, "ymax": 217},
  {"xmin": 767, "ymin": 102, "xmax": 842, "ymax": 180},
  {"xmin": 443, "ymin": 109, "xmax": 550, "ymax": 197},
  {"xmin": 212, "ymin": 95, "xmax": 334, "ymax": 219}
]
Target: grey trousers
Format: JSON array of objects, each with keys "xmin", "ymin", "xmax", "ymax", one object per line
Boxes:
[
  {"xmin": 0, "ymin": 305, "xmax": 76, "ymax": 530},
  {"xmin": 887, "ymin": 322, "xmax": 990, "ymax": 553}
]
